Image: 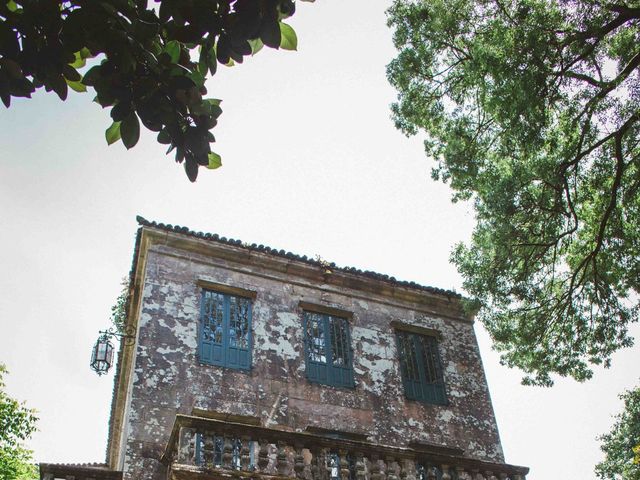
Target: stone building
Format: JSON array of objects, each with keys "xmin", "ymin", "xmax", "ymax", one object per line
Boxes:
[{"xmin": 40, "ymin": 217, "xmax": 529, "ymax": 480}]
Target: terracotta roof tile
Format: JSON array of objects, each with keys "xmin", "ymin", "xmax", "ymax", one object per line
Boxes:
[{"xmin": 135, "ymin": 216, "xmax": 461, "ymax": 299}]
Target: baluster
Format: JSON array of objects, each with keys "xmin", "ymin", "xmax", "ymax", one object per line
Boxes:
[
  {"xmin": 277, "ymin": 441, "xmax": 290, "ymax": 475},
  {"xmin": 355, "ymin": 452, "xmax": 367, "ymax": 480},
  {"xmin": 294, "ymin": 443, "xmax": 306, "ymax": 479},
  {"xmin": 441, "ymin": 464, "xmax": 451, "ymax": 480},
  {"xmin": 310, "ymin": 447, "xmax": 320, "ymax": 480},
  {"xmin": 456, "ymin": 466, "xmax": 471, "ymax": 480},
  {"xmin": 241, "ymin": 435, "xmax": 252, "ymax": 471},
  {"xmin": 485, "ymin": 471, "xmax": 497, "ymax": 480},
  {"xmin": 222, "ymin": 436, "xmax": 234, "ymax": 469},
  {"xmin": 470, "ymin": 469, "xmax": 484, "ymax": 480},
  {"xmin": 258, "ymin": 438, "xmax": 270, "ymax": 472},
  {"xmin": 338, "ymin": 449, "xmax": 350, "ymax": 480},
  {"xmin": 400, "ymin": 459, "xmax": 416, "ymax": 480},
  {"xmin": 380, "ymin": 457, "xmax": 388, "ymax": 480},
  {"xmin": 386, "ymin": 457, "xmax": 399, "ymax": 480},
  {"xmin": 426, "ymin": 466, "xmax": 437, "ymax": 480},
  {"xmin": 203, "ymin": 433, "xmax": 215, "ymax": 467},
  {"xmin": 370, "ymin": 454, "xmax": 380, "ymax": 480}
]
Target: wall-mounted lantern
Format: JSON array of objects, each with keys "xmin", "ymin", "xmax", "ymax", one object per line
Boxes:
[{"xmin": 90, "ymin": 328, "xmax": 135, "ymax": 376}]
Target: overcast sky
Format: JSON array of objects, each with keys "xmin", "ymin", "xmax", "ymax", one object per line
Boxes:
[{"xmin": 0, "ymin": 2, "xmax": 638, "ymax": 479}]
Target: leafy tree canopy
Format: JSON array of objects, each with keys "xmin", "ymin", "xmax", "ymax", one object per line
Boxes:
[
  {"xmin": 387, "ymin": 0, "xmax": 639, "ymax": 385},
  {"xmin": 596, "ymin": 383, "xmax": 640, "ymax": 480},
  {"xmin": 0, "ymin": 364, "xmax": 38, "ymax": 480},
  {"xmin": 0, "ymin": 0, "xmax": 304, "ymax": 181}
]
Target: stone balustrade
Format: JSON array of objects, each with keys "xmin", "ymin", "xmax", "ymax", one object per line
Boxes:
[{"xmin": 161, "ymin": 415, "xmax": 528, "ymax": 480}]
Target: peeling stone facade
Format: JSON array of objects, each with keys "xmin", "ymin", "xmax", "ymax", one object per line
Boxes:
[{"xmin": 106, "ymin": 222, "xmax": 505, "ymax": 480}]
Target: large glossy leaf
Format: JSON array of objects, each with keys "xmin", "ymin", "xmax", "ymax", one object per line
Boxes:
[
  {"xmin": 120, "ymin": 112, "xmax": 140, "ymax": 149},
  {"xmin": 184, "ymin": 157, "xmax": 198, "ymax": 182},
  {"xmin": 207, "ymin": 152, "xmax": 222, "ymax": 169},
  {"xmin": 260, "ymin": 16, "xmax": 281, "ymax": 49},
  {"xmin": 105, "ymin": 121, "xmax": 121, "ymax": 145},
  {"xmin": 248, "ymin": 38, "xmax": 264, "ymax": 55},
  {"xmin": 66, "ymin": 79, "xmax": 87, "ymax": 93},
  {"xmin": 279, "ymin": 23, "xmax": 297, "ymax": 51},
  {"xmin": 164, "ymin": 40, "xmax": 181, "ymax": 64}
]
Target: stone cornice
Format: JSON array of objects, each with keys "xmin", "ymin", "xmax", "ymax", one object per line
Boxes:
[{"xmin": 142, "ymin": 226, "xmax": 472, "ymax": 322}]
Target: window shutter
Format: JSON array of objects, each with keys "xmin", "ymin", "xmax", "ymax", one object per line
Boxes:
[
  {"xmin": 226, "ymin": 296, "xmax": 251, "ymax": 370},
  {"xmin": 199, "ymin": 289, "xmax": 252, "ymax": 371},
  {"xmin": 396, "ymin": 330, "xmax": 447, "ymax": 405},
  {"xmin": 199, "ymin": 291, "xmax": 214, "ymax": 364},
  {"xmin": 304, "ymin": 311, "xmax": 354, "ymax": 388},
  {"xmin": 327, "ymin": 316, "xmax": 354, "ymax": 388},
  {"xmin": 304, "ymin": 312, "xmax": 326, "ymax": 384}
]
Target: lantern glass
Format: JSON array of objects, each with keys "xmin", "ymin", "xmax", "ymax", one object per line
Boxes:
[{"xmin": 90, "ymin": 335, "xmax": 114, "ymax": 375}]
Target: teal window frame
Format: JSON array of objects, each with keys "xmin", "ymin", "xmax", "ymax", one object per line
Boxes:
[
  {"xmin": 303, "ymin": 311, "xmax": 355, "ymax": 389},
  {"xmin": 395, "ymin": 330, "xmax": 447, "ymax": 405},
  {"xmin": 199, "ymin": 289, "xmax": 252, "ymax": 371}
]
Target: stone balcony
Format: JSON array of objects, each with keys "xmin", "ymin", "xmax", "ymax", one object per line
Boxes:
[{"xmin": 161, "ymin": 415, "xmax": 529, "ymax": 480}]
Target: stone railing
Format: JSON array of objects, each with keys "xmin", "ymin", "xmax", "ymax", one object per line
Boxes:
[{"xmin": 161, "ymin": 415, "xmax": 528, "ymax": 480}]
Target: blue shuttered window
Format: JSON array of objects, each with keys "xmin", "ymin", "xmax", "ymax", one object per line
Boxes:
[
  {"xmin": 303, "ymin": 311, "xmax": 354, "ymax": 388},
  {"xmin": 200, "ymin": 289, "xmax": 252, "ymax": 370},
  {"xmin": 396, "ymin": 331, "xmax": 447, "ymax": 405}
]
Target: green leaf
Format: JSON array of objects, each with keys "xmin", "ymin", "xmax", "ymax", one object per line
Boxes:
[
  {"xmin": 260, "ymin": 15, "xmax": 281, "ymax": 48},
  {"xmin": 164, "ymin": 40, "xmax": 180, "ymax": 64},
  {"xmin": 279, "ymin": 22, "xmax": 297, "ymax": 51},
  {"xmin": 81, "ymin": 66, "xmax": 102, "ymax": 87},
  {"xmin": 198, "ymin": 45, "xmax": 209, "ymax": 74},
  {"xmin": 66, "ymin": 79, "xmax": 87, "ymax": 93},
  {"xmin": 207, "ymin": 151, "xmax": 222, "ymax": 169},
  {"xmin": 6, "ymin": 0, "xmax": 17, "ymax": 12},
  {"xmin": 105, "ymin": 121, "xmax": 121, "ymax": 145},
  {"xmin": 248, "ymin": 38, "xmax": 264, "ymax": 55},
  {"xmin": 120, "ymin": 112, "xmax": 140, "ymax": 149},
  {"xmin": 69, "ymin": 51, "xmax": 86, "ymax": 69},
  {"xmin": 204, "ymin": 98, "xmax": 223, "ymax": 118},
  {"xmin": 207, "ymin": 46, "xmax": 217, "ymax": 76},
  {"xmin": 189, "ymin": 69, "xmax": 205, "ymax": 88},
  {"xmin": 157, "ymin": 129, "xmax": 171, "ymax": 145}
]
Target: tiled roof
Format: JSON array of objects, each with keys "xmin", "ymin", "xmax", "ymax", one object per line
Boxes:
[
  {"xmin": 40, "ymin": 462, "xmax": 109, "ymax": 468},
  {"xmin": 136, "ymin": 216, "xmax": 461, "ymax": 299}
]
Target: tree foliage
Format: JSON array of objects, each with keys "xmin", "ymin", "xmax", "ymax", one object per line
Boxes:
[
  {"xmin": 110, "ymin": 277, "xmax": 129, "ymax": 333},
  {"xmin": 596, "ymin": 383, "xmax": 640, "ymax": 480},
  {"xmin": 387, "ymin": 0, "xmax": 640, "ymax": 385},
  {"xmin": 0, "ymin": 364, "xmax": 38, "ymax": 480},
  {"xmin": 0, "ymin": 0, "xmax": 303, "ymax": 181}
]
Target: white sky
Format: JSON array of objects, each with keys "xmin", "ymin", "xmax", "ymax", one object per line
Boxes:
[{"xmin": 0, "ymin": 1, "xmax": 638, "ymax": 479}]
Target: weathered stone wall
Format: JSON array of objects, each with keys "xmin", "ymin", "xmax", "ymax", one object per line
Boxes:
[{"xmin": 122, "ymin": 244, "xmax": 504, "ymax": 479}]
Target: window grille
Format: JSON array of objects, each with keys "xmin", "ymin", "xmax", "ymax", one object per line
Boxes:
[
  {"xmin": 396, "ymin": 331, "xmax": 447, "ymax": 405},
  {"xmin": 200, "ymin": 289, "xmax": 252, "ymax": 370},
  {"xmin": 303, "ymin": 311, "xmax": 354, "ymax": 388}
]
